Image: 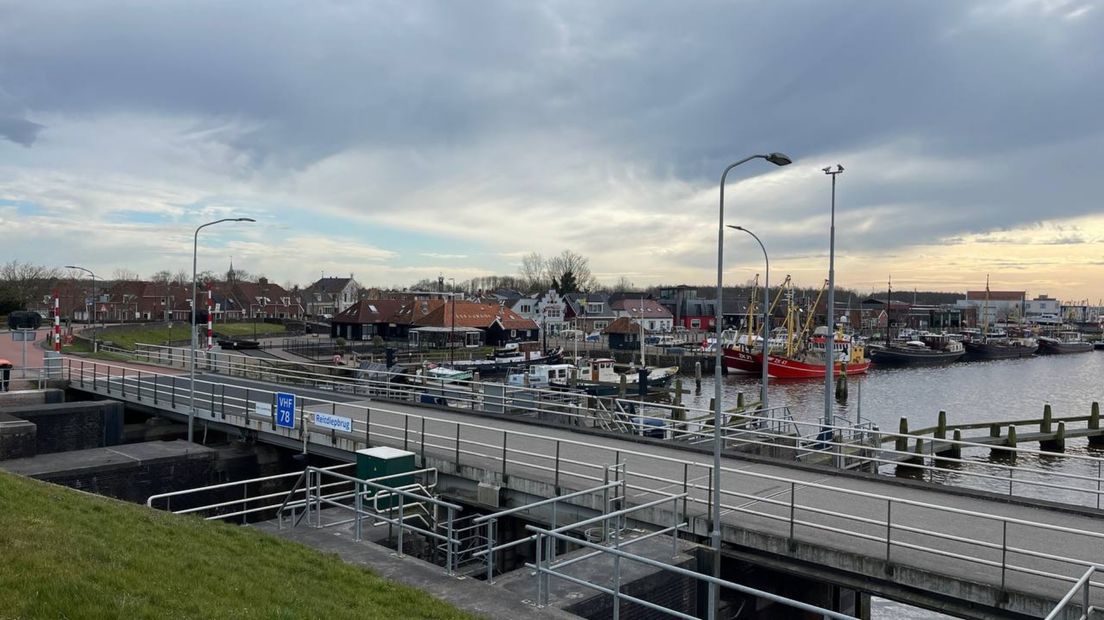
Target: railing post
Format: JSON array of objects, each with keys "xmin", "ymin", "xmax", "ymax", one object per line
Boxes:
[
  {"xmin": 80, "ymin": 360, "xmax": 85, "ymax": 386},
  {"xmin": 602, "ymin": 467, "xmax": 611, "ymax": 543},
  {"xmin": 366, "ymin": 407, "xmax": 371, "ymax": 444},
  {"xmin": 121, "ymin": 367, "xmax": 125, "ymax": 397},
  {"xmin": 220, "ymin": 384, "xmax": 226, "ymax": 419},
  {"xmin": 682, "ymin": 463, "xmax": 689, "ymax": 522},
  {"xmin": 315, "ymin": 469, "xmax": 322, "ymax": 528},
  {"xmin": 486, "ymin": 518, "xmax": 496, "ymax": 583},
  {"xmin": 105, "ymin": 365, "xmax": 110, "ymax": 394},
  {"xmin": 1008, "ymin": 466, "xmax": 1013, "ymax": 496},
  {"xmin": 671, "ymin": 496, "xmax": 679, "ymax": 558},
  {"xmin": 171, "ymin": 373, "xmax": 175, "ymax": 408},
  {"xmin": 354, "ymin": 481, "xmax": 363, "ymax": 542},
  {"xmin": 1098, "ymin": 460, "xmax": 1102, "ymax": 511},
  {"xmin": 404, "ymin": 416, "xmax": 410, "ymax": 452},
  {"xmin": 93, "ymin": 363, "xmax": 97, "ymax": 390},
  {"xmin": 396, "ymin": 493, "xmax": 405, "ymax": 557},
  {"xmin": 454, "ymin": 423, "xmax": 461, "ymax": 472},
  {"xmin": 535, "ymin": 531, "xmax": 545, "ymax": 607},
  {"xmin": 789, "ymin": 481, "xmax": 796, "ymax": 545},
  {"xmin": 885, "ymin": 500, "xmax": 893, "ymax": 570},
  {"xmin": 421, "ymin": 417, "xmax": 427, "ymax": 468},
  {"xmin": 501, "ymin": 431, "xmax": 508, "ymax": 479},
  {"xmin": 136, "ymin": 371, "xmax": 141, "ymax": 401},
  {"xmin": 1000, "ymin": 520, "xmax": 1007, "ymax": 592},
  {"xmin": 554, "ymin": 440, "xmax": 561, "ymax": 491},
  {"xmin": 446, "ymin": 507, "xmax": 455, "ymax": 576},
  {"xmin": 612, "ymin": 521, "xmax": 622, "ymax": 620},
  {"xmin": 153, "ymin": 374, "xmax": 158, "ymax": 405}
]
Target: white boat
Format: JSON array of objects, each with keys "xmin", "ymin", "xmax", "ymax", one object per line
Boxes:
[
  {"xmin": 421, "ymin": 366, "xmax": 473, "ymax": 383},
  {"xmin": 505, "ymin": 363, "xmax": 577, "ymax": 388}
]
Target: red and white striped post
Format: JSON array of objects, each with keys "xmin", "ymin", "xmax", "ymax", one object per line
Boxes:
[
  {"xmin": 206, "ymin": 283, "xmax": 213, "ymax": 350},
  {"xmin": 53, "ymin": 292, "xmax": 61, "ymax": 352}
]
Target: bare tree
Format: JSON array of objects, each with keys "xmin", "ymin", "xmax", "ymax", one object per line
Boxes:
[
  {"xmin": 545, "ymin": 249, "xmax": 598, "ymax": 293},
  {"xmin": 0, "ymin": 261, "xmax": 61, "ymax": 309},
  {"xmin": 612, "ymin": 275, "xmax": 636, "ymax": 292},
  {"xmin": 171, "ymin": 269, "xmax": 190, "ymax": 286},
  {"xmin": 518, "ymin": 252, "xmax": 546, "ymax": 293},
  {"xmin": 150, "ymin": 270, "xmax": 172, "ymax": 285},
  {"xmin": 112, "ymin": 268, "xmax": 141, "ymax": 281}
]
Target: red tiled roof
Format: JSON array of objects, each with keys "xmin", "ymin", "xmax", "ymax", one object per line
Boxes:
[
  {"xmin": 333, "ymin": 299, "xmax": 405, "ymax": 324},
  {"xmin": 609, "ymin": 298, "xmax": 673, "ymax": 318},
  {"xmin": 602, "ymin": 316, "xmax": 652, "ymax": 335},
  {"xmin": 414, "ymin": 301, "xmax": 539, "ymax": 331}
]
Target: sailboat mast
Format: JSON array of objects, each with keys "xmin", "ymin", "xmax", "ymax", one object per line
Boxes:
[
  {"xmin": 639, "ymin": 295, "xmax": 646, "ymax": 367},
  {"xmin": 983, "ymin": 274, "xmax": 990, "ymax": 339},
  {"xmin": 887, "ymin": 275, "xmax": 892, "ymax": 346}
]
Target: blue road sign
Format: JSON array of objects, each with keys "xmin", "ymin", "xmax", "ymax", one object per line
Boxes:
[{"xmin": 275, "ymin": 392, "xmax": 296, "ymax": 429}]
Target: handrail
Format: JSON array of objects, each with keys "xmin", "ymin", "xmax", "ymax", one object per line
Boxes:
[{"xmin": 1045, "ymin": 565, "xmax": 1099, "ymax": 620}]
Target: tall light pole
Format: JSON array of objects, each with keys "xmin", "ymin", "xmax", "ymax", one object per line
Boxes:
[
  {"xmin": 712, "ymin": 152, "xmax": 790, "ymax": 618},
  {"xmin": 190, "ymin": 217, "xmax": 254, "ymax": 445},
  {"xmin": 822, "ymin": 165, "xmax": 844, "ymax": 422},
  {"xmin": 64, "ymin": 265, "xmax": 98, "ymax": 351},
  {"xmin": 448, "ymin": 278, "xmax": 456, "ymax": 364},
  {"xmin": 726, "ymin": 226, "xmax": 770, "ymax": 411}
]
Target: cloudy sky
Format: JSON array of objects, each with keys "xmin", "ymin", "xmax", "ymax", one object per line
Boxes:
[{"xmin": 1, "ymin": 0, "xmax": 1102, "ymax": 299}]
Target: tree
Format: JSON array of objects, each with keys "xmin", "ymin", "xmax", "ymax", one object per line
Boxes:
[
  {"xmin": 545, "ymin": 250, "xmax": 597, "ymax": 293},
  {"xmin": 0, "ymin": 261, "xmax": 60, "ymax": 310},
  {"xmin": 112, "ymin": 268, "xmax": 140, "ymax": 281},
  {"xmin": 518, "ymin": 252, "xmax": 546, "ymax": 293}
]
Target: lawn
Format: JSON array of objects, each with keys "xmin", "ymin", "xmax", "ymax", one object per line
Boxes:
[
  {"xmin": 93, "ymin": 322, "xmax": 287, "ymax": 350},
  {"xmin": 0, "ymin": 472, "xmax": 476, "ymax": 620}
]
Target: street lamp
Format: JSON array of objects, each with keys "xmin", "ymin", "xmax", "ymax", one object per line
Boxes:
[
  {"xmin": 190, "ymin": 217, "xmax": 254, "ymax": 445},
  {"xmin": 823, "ymin": 164, "xmax": 844, "ymax": 422},
  {"xmin": 712, "ymin": 152, "xmax": 790, "ymax": 618},
  {"xmin": 65, "ymin": 265, "xmax": 98, "ymax": 351},
  {"xmin": 448, "ymin": 278, "xmax": 456, "ymax": 364},
  {"xmin": 726, "ymin": 226, "xmax": 770, "ymax": 411}
]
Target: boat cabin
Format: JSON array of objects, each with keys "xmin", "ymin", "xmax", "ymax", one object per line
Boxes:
[{"xmin": 506, "ymin": 363, "xmax": 576, "ymax": 387}]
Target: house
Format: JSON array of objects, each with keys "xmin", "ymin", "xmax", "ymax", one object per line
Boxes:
[
  {"xmin": 329, "ymin": 299, "xmax": 407, "ymax": 341},
  {"xmin": 303, "ymin": 276, "xmax": 361, "ymax": 318},
  {"xmin": 409, "ymin": 300, "xmax": 539, "ymax": 348},
  {"xmin": 602, "ymin": 316, "xmax": 650, "ymax": 350},
  {"xmin": 657, "ymin": 286, "xmax": 718, "ymax": 331},
  {"xmin": 533, "ymin": 289, "xmax": 567, "ymax": 336},
  {"xmin": 224, "ymin": 277, "xmax": 303, "ymax": 320},
  {"xmin": 608, "ymin": 295, "xmax": 674, "ymax": 333},
  {"xmin": 563, "ymin": 293, "xmax": 617, "ymax": 333}
]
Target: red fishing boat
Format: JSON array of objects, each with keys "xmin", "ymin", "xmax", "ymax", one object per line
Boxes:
[{"xmin": 722, "ymin": 278, "xmax": 870, "ymax": 379}]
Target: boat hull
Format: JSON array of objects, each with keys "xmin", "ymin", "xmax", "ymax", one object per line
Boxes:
[
  {"xmin": 723, "ymin": 347, "xmax": 870, "ymax": 379},
  {"xmin": 962, "ymin": 342, "xmax": 1038, "ymax": 361},
  {"xmin": 1037, "ymin": 341, "xmax": 1094, "ymax": 355},
  {"xmin": 869, "ymin": 347, "xmax": 965, "ymax": 367}
]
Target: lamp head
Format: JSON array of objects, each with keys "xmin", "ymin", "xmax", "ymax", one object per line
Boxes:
[
  {"xmin": 64, "ymin": 265, "xmax": 77, "ymax": 269},
  {"xmin": 235, "ymin": 217, "xmax": 256, "ymax": 223},
  {"xmin": 726, "ymin": 225, "xmax": 746, "ymax": 232},
  {"xmin": 764, "ymin": 152, "xmax": 792, "ymax": 166}
]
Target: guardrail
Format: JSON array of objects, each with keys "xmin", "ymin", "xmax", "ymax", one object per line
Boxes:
[
  {"xmin": 71, "ymin": 358, "xmax": 1104, "ymax": 612},
  {"xmin": 68, "ymin": 349, "xmax": 1104, "ymax": 510}
]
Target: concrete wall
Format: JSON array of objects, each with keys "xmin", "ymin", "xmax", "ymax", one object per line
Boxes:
[
  {"xmin": 0, "ymin": 400, "xmax": 123, "ymax": 457},
  {"xmin": 0, "ymin": 413, "xmax": 36, "ymax": 459},
  {"xmin": 1, "ymin": 440, "xmax": 217, "ymax": 504}
]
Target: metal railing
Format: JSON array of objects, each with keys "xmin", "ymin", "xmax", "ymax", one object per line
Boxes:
[
  {"xmin": 69, "ymin": 359, "xmax": 1104, "ymax": 611},
  {"xmin": 1045, "ymin": 566, "xmax": 1102, "ymax": 620},
  {"xmin": 472, "ymin": 465, "xmax": 626, "ymax": 583},
  {"xmin": 279, "ymin": 466, "xmax": 465, "ymax": 574},
  {"xmin": 526, "ymin": 495, "xmax": 857, "ymax": 620}
]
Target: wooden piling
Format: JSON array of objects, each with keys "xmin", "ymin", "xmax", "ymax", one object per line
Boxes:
[
  {"xmin": 1041, "ymin": 404, "xmax": 1053, "ymax": 434},
  {"xmin": 694, "ymin": 361, "xmax": 702, "ymax": 394},
  {"xmin": 989, "ymin": 423, "xmax": 1000, "ymax": 438},
  {"xmin": 935, "ymin": 411, "xmax": 947, "ymax": 440},
  {"xmin": 618, "ymin": 373, "xmax": 627, "ymax": 398},
  {"xmin": 896, "ymin": 418, "xmax": 909, "ymax": 453},
  {"xmin": 835, "ymin": 373, "xmax": 847, "ymax": 403},
  {"xmin": 948, "ymin": 429, "xmax": 962, "ymax": 460},
  {"xmin": 1041, "ymin": 421, "xmax": 1066, "ymax": 452},
  {"xmin": 736, "ymin": 392, "xmax": 745, "ymax": 410},
  {"xmin": 1090, "ymin": 402, "xmax": 1104, "ymax": 447}
]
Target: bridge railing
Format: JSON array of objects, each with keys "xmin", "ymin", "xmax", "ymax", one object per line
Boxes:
[
  {"xmin": 70, "ymin": 360, "xmax": 1104, "ymax": 609},
  {"xmin": 66, "ymin": 357, "xmax": 1104, "ymax": 510}
]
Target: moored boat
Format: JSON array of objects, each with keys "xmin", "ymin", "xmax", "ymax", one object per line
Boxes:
[
  {"xmin": 870, "ymin": 336, "xmax": 965, "ymax": 367},
  {"xmin": 1037, "ymin": 331, "xmax": 1093, "ymax": 355}
]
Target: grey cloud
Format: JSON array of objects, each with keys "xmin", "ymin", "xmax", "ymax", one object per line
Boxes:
[{"xmin": 0, "ymin": 117, "xmax": 44, "ymax": 146}]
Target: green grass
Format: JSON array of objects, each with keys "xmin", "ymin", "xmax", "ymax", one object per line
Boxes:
[
  {"xmin": 0, "ymin": 472, "xmax": 476, "ymax": 620},
  {"xmin": 94, "ymin": 323, "xmax": 287, "ymax": 350}
]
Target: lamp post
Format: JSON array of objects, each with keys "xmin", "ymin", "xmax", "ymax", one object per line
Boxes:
[
  {"xmin": 726, "ymin": 226, "xmax": 770, "ymax": 411},
  {"xmin": 712, "ymin": 152, "xmax": 790, "ymax": 618},
  {"xmin": 64, "ymin": 265, "xmax": 98, "ymax": 351},
  {"xmin": 822, "ymin": 165, "xmax": 844, "ymax": 422},
  {"xmin": 190, "ymin": 217, "xmax": 254, "ymax": 445},
  {"xmin": 448, "ymin": 278, "xmax": 456, "ymax": 364}
]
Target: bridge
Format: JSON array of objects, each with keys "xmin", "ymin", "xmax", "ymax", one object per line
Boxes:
[{"xmin": 62, "ymin": 355, "xmax": 1104, "ymax": 619}]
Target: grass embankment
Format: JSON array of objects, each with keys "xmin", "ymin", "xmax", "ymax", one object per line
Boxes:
[
  {"xmin": 0, "ymin": 472, "xmax": 475, "ymax": 620},
  {"xmin": 96, "ymin": 323, "xmax": 287, "ymax": 350}
]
